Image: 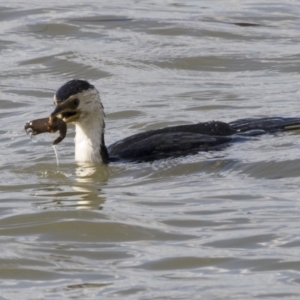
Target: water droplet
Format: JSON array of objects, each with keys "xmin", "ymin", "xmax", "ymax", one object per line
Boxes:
[{"xmin": 52, "ymin": 145, "xmax": 60, "ymax": 168}]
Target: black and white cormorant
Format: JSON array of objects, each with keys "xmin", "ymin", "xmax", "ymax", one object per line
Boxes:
[{"xmin": 49, "ymin": 79, "xmax": 300, "ymax": 163}]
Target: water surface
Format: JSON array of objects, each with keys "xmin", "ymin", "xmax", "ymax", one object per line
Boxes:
[{"xmin": 1, "ymin": 1, "xmax": 300, "ymax": 299}]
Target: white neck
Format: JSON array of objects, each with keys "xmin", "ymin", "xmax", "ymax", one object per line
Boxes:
[
  {"xmin": 75, "ymin": 121, "xmax": 103, "ymax": 163},
  {"xmin": 74, "ymin": 91, "xmax": 106, "ymax": 163}
]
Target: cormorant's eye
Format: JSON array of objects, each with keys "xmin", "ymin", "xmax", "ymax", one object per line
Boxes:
[{"xmin": 72, "ymin": 98, "xmax": 79, "ymax": 107}]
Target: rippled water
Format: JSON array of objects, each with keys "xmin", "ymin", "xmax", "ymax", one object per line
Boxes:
[{"xmin": 1, "ymin": 1, "xmax": 300, "ymax": 299}]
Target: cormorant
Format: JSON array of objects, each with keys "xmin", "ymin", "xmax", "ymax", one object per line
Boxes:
[{"xmin": 49, "ymin": 79, "xmax": 300, "ymax": 163}]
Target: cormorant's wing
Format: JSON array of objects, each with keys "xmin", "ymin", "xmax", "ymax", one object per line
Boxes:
[
  {"xmin": 108, "ymin": 132, "xmax": 233, "ymax": 162},
  {"xmin": 107, "ymin": 117, "xmax": 300, "ymax": 162},
  {"xmin": 108, "ymin": 121, "xmax": 234, "ymax": 155},
  {"xmin": 229, "ymin": 117, "xmax": 300, "ymax": 134}
]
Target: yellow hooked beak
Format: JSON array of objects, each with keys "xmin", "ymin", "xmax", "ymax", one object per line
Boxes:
[{"xmin": 49, "ymin": 98, "xmax": 81, "ymax": 124}]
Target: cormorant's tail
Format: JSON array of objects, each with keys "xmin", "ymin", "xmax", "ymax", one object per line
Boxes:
[{"xmin": 229, "ymin": 117, "xmax": 300, "ymax": 135}]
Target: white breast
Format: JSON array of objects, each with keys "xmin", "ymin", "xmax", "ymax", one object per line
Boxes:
[
  {"xmin": 73, "ymin": 89, "xmax": 105, "ymax": 163},
  {"xmin": 75, "ymin": 123, "xmax": 102, "ymax": 162}
]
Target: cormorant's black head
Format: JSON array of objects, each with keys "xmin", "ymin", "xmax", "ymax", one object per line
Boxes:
[
  {"xmin": 55, "ymin": 80, "xmax": 94, "ymax": 103},
  {"xmin": 50, "ymin": 79, "xmax": 100, "ymax": 124}
]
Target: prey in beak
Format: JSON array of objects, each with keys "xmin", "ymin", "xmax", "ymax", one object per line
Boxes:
[{"xmin": 50, "ymin": 97, "xmax": 80, "ymax": 124}]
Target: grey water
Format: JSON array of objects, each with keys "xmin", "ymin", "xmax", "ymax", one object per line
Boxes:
[{"xmin": 1, "ymin": 0, "xmax": 300, "ymax": 299}]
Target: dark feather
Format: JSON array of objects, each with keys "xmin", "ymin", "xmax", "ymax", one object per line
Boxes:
[
  {"xmin": 56, "ymin": 79, "xmax": 94, "ymax": 102},
  {"xmin": 108, "ymin": 117, "xmax": 300, "ymax": 162}
]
